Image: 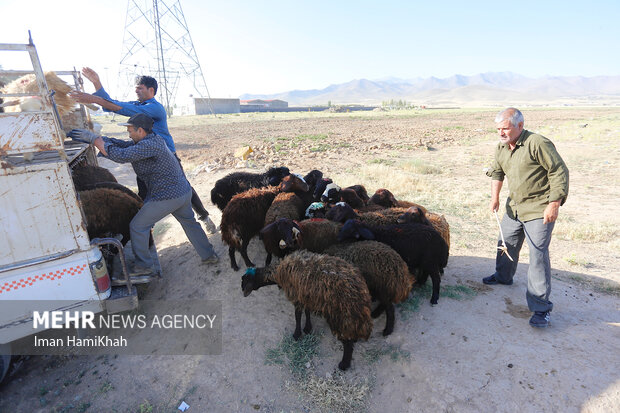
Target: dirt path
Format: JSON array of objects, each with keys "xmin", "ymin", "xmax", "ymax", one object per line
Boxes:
[{"xmin": 1, "ymin": 109, "xmax": 618, "ymax": 412}]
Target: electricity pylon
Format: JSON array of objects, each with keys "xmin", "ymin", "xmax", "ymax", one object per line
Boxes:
[{"xmin": 117, "ymin": 0, "xmax": 213, "ymax": 115}]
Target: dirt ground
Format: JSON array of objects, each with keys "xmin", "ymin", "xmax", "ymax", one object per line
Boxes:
[{"xmin": 1, "ymin": 108, "xmax": 619, "ymax": 412}]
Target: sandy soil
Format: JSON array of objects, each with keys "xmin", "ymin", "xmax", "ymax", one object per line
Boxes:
[{"xmin": 1, "ymin": 108, "xmax": 618, "ymax": 412}]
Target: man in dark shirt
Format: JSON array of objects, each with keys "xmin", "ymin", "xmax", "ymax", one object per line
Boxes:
[
  {"xmin": 69, "ymin": 69, "xmax": 217, "ymax": 233},
  {"xmin": 484, "ymin": 107, "xmax": 569, "ymax": 328},
  {"xmin": 69, "ymin": 113, "xmax": 218, "ymax": 275}
]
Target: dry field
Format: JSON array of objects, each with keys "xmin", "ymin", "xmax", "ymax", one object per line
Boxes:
[{"xmin": 1, "ymin": 107, "xmax": 619, "ymax": 412}]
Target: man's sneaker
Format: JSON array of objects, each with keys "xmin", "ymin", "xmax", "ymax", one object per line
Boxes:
[
  {"xmin": 202, "ymin": 253, "xmax": 219, "ymax": 264},
  {"xmin": 482, "ymin": 274, "xmax": 513, "ymax": 285},
  {"xmin": 200, "ymin": 215, "xmax": 218, "ymax": 234},
  {"xmin": 529, "ymin": 311, "xmax": 551, "ymax": 328}
]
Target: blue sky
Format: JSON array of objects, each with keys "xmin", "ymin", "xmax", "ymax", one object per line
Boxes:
[{"xmin": 1, "ymin": 0, "xmax": 618, "ymax": 98}]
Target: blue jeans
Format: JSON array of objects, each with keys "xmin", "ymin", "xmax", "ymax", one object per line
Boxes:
[
  {"xmin": 130, "ymin": 191, "xmax": 216, "ymax": 268},
  {"xmin": 494, "ymin": 214, "xmax": 554, "ymax": 313}
]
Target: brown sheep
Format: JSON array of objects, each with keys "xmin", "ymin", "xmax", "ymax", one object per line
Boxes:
[
  {"xmin": 79, "ymin": 188, "xmax": 142, "ymax": 246},
  {"xmin": 326, "ymin": 202, "xmax": 410, "ymax": 227},
  {"xmin": 324, "ymin": 240, "xmax": 413, "ymax": 336},
  {"xmin": 368, "ymin": 188, "xmax": 427, "ymax": 213},
  {"xmin": 296, "ymin": 218, "xmax": 343, "ymax": 253},
  {"xmin": 220, "ymin": 186, "xmax": 279, "ymax": 270},
  {"xmin": 264, "ymin": 192, "xmax": 306, "ymax": 227},
  {"xmin": 278, "ymin": 173, "xmax": 314, "ymax": 209},
  {"xmin": 241, "ymin": 250, "xmax": 372, "ymax": 370},
  {"xmin": 263, "ymin": 173, "xmax": 310, "ymax": 227}
]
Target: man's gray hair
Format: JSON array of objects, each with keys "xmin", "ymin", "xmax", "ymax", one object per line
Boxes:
[{"xmin": 495, "ymin": 107, "xmax": 524, "ymax": 127}]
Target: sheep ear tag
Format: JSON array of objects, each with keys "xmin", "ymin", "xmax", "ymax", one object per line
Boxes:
[{"xmin": 244, "ymin": 267, "xmax": 256, "ymax": 276}]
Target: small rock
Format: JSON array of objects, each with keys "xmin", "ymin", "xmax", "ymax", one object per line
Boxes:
[{"xmin": 508, "ymin": 363, "xmax": 513, "ymax": 368}]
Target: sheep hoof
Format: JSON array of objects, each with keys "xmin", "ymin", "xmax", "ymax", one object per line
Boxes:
[
  {"xmin": 231, "ymin": 264, "xmax": 240, "ymax": 271},
  {"xmin": 382, "ymin": 328, "xmax": 393, "ymax": 337},
  {"xmin": 338, "ymin": 361, "xmax": 350, "ymax": 371},
  {"xmin": 430, "ymin": 299, "xmax": 438, "ymax": 306},
  {"xmin": 303, "ymin": 326, "xmax": 312, "ymax": 334},
  {"xmin": 292, "ymin": 331, "xmax": 302, "ymax": 341}
]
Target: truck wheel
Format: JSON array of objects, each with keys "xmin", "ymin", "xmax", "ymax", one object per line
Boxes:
[{"xmin": 0, "ymin": 343, "xmax": 11, "ymax": 385}]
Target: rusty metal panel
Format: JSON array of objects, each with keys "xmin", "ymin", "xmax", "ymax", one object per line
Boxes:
[
  {"xmin": 0, "ymin": 161, "xmax": 90, "ymax": 268},
  {"xmin": 0, "ymin": 112, "xmax": 64, "ymax": 155}
]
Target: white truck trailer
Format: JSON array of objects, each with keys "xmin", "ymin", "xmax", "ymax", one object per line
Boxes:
[{"xmin": 0, "ymin": 34, "xmax": 149, "ymax": 383}]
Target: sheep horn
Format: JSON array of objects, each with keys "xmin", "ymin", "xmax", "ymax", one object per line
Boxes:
[{"xmin": 292, "ymin": 227, "xmax": 301, "ymax": 239}]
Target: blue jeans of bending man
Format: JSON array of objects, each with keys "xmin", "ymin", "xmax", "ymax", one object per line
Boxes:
[
  {"xmin": 130, "ymin": 190, "xmax": 216, "ymax": 269},
  {"xmin": 494, "ymin": 213, "xmax": 555, "ymax": 313}
]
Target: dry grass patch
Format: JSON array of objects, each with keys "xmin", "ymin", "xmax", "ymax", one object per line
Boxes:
[
  {"xmin": 554, "ymin": 221, "xmax": 619, "ymax": 243},
  {"xmin": 336, "ymin": 164, "xmax": 431, "ymax": 197},
  {"xmin": 398, "ymin": 158, "xmax": 442, "ymax": 175},
  {"xmin": 563, "ymin": 253, "xmax": 593, "ymax": 268},
  {"xmin": 286, "ymin": 373, "xmax": 371, "ymax": 413},
  {"xmin": 264, "ymin": 333, "xmax": 321, "ymax": 379}
]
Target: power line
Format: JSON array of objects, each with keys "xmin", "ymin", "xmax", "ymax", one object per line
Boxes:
[{"xmin": 118, "ymin": 0, "xmax": 214, "ymax": 115}]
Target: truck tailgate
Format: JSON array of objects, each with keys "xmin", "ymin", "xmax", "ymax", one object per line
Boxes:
[{"xmin": 0, "ymin": 160, "xmax": 90, "ymax": 269}]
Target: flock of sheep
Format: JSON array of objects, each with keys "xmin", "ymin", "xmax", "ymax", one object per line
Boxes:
[
  {"xmin": 3, "ymin": 70, "xmax": 452, "ymax": 370},
  {"xmin": 70, "ymin": 164, "xmax": 450, "ymax": 371},
  {"xmin": 212, "ymin": 167, "xmax": 450, "ymax": 370}
]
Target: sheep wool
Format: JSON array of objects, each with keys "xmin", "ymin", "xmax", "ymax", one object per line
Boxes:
[
  {"xmin": 264, "ymin": 191, "xmax": 305, "ymax": 226},
  {"xmin": 221, "ymin": 186, "xmax": 279, "ymax": 270},
  {"xmin": 72, "ymin": 164, "xmax": 118, "ymax": 191},
  {"xmin": 297, "ymin": 218, "xmax": 343, "ymax": 253},
  {"xmin": 268, "ymin": 250, "xmax": 372, "ymax": 342},
  {"xmin": 79, "ymin": 187, "xmax": 142, "ymax": 245},
  {"xmin": 210, "ymin": 166, "xmax": 289, "ymax": 211},
  {"xmin": 324, "ymin": 240, "xmax": 413, "ymax": 336}
]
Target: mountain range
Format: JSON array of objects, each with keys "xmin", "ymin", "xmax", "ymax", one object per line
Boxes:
[{"xmin": 240, "ymin": 72, "xmax": 620, "ymax": 106}]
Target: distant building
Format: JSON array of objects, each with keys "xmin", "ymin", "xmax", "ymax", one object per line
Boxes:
[
  {"xmin": 240, "ymin": 99, "xmax": 288, "ymax": 111},
  {"xmin": 193, "ymin": 98, "xmax": 240, "ymax": 114}
]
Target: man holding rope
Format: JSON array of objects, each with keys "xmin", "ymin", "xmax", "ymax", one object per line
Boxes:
[{"xmin": 484, "ymin": 107, "xmax": 569, "ymax": 328}]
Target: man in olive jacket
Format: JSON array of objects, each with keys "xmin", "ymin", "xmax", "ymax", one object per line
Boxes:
[{"xmin": 484, "ymin": 107, "xmax": 569, "ymax": 328}]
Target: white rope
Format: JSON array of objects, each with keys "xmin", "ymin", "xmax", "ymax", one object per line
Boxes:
[{"xmin": 494, "ymin": 211, "xmax": 514, "ymax": 261}]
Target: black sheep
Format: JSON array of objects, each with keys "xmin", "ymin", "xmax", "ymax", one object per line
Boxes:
[
  {"xmin": 210, "ymin": 166, "xmax": 289, "ymax": 211},
  {"xmin": 302, "ymin": 169, "xmax": 323, "ymax": 196},
  {"xmin": 259, "ymin": 218, "xmax": 301, "ymax": 265},
  {"xmin": 338, "ymin": 219, "xmax": 448, "ymax": 305},
  {"xmin": 313, "ymin": 178, "xmax": 334, "ymax": 202},
  {"xmin": 72, "ymin": 164, "xmax": 117, "ymax": 191}
]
